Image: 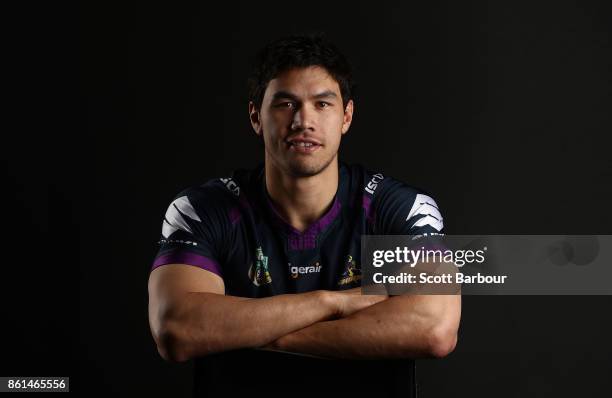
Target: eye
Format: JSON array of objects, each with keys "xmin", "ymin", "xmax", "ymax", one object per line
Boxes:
[
  {"xmin": 318, "ymin": 101, "xmax": 331, "ymax": 108},
  {"xmin": 275, "ymin": 102, "xmax": 295, "ymax": 109}
]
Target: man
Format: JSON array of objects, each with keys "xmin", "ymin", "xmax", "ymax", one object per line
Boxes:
[{"xmin": 148, "ymin": 34, "xmax": 460, "ymax": 363}]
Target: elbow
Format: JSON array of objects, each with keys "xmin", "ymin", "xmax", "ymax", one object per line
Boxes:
[
  {"xmin": 152, "ymin": 321, "xmax": 191, "ymax": 363},
  {"xmin": 427, "ymin": 325, "xmax": 458, "ymax": 359}
]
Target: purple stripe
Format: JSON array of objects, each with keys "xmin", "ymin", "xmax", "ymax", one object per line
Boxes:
[
  {"xmin": 151, "ymin": 252, "xmax": 222, "ymax": 277},
  {"xmin": 362, "ymin": 194, "xmax": 373, "ymax": 218},
  {"xmin": 228, "ymin": 206, "xmax": 241, "ymax": 225},
  {"xmin": 316, "ymin": 197, "xmax": 342, "ymax": 232},
  {"xmin": 289, "ymin": 234, "xmax": 317, "ymax": 250},
  {"xmin": 286, "ymin": 199, "xmax": 341, "ymax": 250},
  {"xmin": 265, "ymin": 190, "xmax": 342, "ymax": 250}
]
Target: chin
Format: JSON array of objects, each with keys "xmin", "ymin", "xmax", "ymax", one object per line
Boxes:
[{"xmin": 286, "ymin": 157, "xmax": 336, "ymax": 177}]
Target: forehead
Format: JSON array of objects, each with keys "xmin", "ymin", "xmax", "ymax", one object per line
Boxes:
[{"xmin": 264, "ymin": 66, "xmax": 341, "ymax": 99}]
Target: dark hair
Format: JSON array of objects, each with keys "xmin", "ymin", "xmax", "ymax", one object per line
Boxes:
[{"xmin": 247, "ymin": 33, "xmax": 355, "ymax": 110}]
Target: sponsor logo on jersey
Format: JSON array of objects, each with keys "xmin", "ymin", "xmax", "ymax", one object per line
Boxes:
[
  {"xmin": 219, "ymin": 177, "xmax": 240, "ymax": 196},
  {"xmin": 158, "ymin": 238, "xmax": 198, "ymax": 246},
  {"xmin": 364, "ymin": 173, "xmax": 384, "ymax": 195},
  {"xmin": 337, "ymin": 255, "xmax": 362, "ymax": 286},
  {"xmin": 289, "ymin": 262, "xmax": 322, "ymax": 279},
  {"xmin": 248, "ymin": 247, "xmax": 272, "ymax": 286}
]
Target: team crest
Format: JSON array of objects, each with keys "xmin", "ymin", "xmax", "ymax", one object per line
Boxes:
[
  {"xmin": 248, "ymin": 247, "xmax": 272, "ymax": 286},
  {"xmin": 337, "ymin": 255, "xmax": 362, "ymax": 286}
]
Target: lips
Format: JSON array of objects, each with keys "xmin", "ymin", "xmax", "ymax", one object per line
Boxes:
[
  {"xmin": 286, "ymin": 136, "xmax": 322, "ymax": 153},
  {"xmin": 290, "ymin": 141, "xmax": 317, "ymax": 148},
  {"xmin": 287, "ymin": 136, "xmax": 322, "ymax": 145}
]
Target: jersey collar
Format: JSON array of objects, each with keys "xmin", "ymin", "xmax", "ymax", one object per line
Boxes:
[{"xmin": 261, "ymin": 165, "xmax": 345, "ymax": 250}]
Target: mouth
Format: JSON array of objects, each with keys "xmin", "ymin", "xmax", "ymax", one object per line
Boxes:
[{"xmin": 286, "ymin": 138, "xmax": 322, "ymax": 154}]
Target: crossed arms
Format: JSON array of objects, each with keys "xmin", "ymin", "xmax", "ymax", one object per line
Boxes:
[{"xmin": 148, "ymin": 263, "xmax": 461, "ymax": 362}]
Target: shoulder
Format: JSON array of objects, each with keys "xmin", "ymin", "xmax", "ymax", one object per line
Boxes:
[
  {"xmin": 342, "ymin": 163, "xmax": 429, "ymax": 202},
  {"xmin": 170, "ymin": 165, "xmax": 262, "ymax": 208},
  {"xmin": 159, "ymin": 180, "xmax": 229, "ymax": 239},
  {"xmin": 346, "ymin": 163, "xmax": 444, "ymax": 234},
  {"xmin": 164, "ymin": 165, "xmax": 262, "ymax": 226},
  {"xmin": 164, "ymin": 167, "xmax": 256, "ymax": 220},
  {"xmin": 377, "ymin": 175, "xmax": 430, "ymax": 203},
  {"xmin": 170, "ymin": 178, "xmax": 238, "ymax": 213}
]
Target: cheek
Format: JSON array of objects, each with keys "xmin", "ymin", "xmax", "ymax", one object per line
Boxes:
[
  {"xmin": 259, "ymin": 113, "xmax": 275, "ymax": 138},
  {"xmin": 326, "ymin": 113, "xmax": 346, "ymax": 141},
  {"xmin": 331, "ymin": 111, "xmax": 346, "ymax": 128},
  {"xmin": 324, "ymin": 129, "xmax": 343, "ymax": 151},
  {"xmin": 263, "ymin": 112, "xmax": 289, "ymax": 136}
]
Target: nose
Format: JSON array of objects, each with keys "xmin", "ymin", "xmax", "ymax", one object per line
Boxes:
[{"xmin": 290, "ymin": 104, "xmax": 315, "ymax": 132}]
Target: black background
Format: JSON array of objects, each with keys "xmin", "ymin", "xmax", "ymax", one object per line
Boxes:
[{"xmin": 4, "ymin": 0, "xmax": 612, "ymax": 396}]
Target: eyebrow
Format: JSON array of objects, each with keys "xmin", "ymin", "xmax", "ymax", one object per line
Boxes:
[{"xmin": 271, "ymin": 90, "xmax": 338, "ymax": 101}]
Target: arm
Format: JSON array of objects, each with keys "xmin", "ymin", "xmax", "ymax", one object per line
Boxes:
[
  {"xmin": 273, "ymin": 178, "xmax": 461, "ymax": 359},
  {"xmin": 265, "ymin": 293, "xmax": 461, "ymax": 359},
  {"xmin": 148, "ymin": 263, "xmax": 387, "ymax": 362}
]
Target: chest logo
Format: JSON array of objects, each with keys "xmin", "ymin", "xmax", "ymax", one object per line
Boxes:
[
  {"xmin": 337, "ymin": 255, "xmax": 362, "ymax": 286},
  {"xmin": 248, "ymin": 247, "xmax": 272, "ymax": 286},
  {"xmin": 290, "ymin": 262, "xmax": 322, "ymax": 279}
]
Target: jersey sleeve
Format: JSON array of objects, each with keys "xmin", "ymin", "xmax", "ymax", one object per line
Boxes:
[
  {"xmin": 372, "ymin": 178, "xmax": 445, "ymax": 237},
  {"xmin": 151, "ymin": 185, "xmax": 229, "ymax": 278}
]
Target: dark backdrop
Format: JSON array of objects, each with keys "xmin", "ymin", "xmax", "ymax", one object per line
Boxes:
[{"xmin": 5, "ymin": 1, "xmax": 612, "ymax": 397}]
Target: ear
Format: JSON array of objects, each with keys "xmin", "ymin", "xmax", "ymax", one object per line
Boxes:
[
  {"xmin": 249, "ymin": 101, "xmax": 263, "ymax": 136},
  {"xmin": 341, "ymin": 99, "xmax": 354, "ymax": 135}
]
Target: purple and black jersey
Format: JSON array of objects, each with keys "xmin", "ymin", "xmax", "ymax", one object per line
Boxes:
[{"xmin": 151, "ymin": 163, "xmax": 444, "ymax": 297}]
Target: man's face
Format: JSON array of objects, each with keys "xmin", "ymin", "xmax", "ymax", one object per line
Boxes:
[{"xmin": 250, "ymin": 66, "xmax": 354, "ymax": 177}]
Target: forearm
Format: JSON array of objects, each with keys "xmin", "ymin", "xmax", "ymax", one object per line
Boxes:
[
  {"xmin": 267, "ymin": 294, "xmax": 460, "ymax": 359},
  {"xmin": 159, "ymin": 290, "xmax": 337, "ymax": 361}
]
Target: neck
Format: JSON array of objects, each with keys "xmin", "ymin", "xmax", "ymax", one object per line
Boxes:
[{"xmin": 265, "ymin": 157, "xmax": 339, "ymax": 233}]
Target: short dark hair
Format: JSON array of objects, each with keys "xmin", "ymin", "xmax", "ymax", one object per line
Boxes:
[{"xmin": 247, "ymin": 33, "xmax": 355, "ymax": 110}]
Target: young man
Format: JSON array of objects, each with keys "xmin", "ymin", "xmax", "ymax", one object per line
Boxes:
[{"xmin": 148, "ymin": 35, "xmax": 460, "ymax": 362}]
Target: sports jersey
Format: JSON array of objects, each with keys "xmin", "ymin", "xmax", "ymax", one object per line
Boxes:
[{"xmin": 151, "ymin": 162, "xmax": 444, "ymax": 297}]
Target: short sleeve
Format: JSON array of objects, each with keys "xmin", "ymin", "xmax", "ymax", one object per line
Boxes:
[
  {"xmin": 151, "ymin": 186, "xmax": 228, "ymax": 278},
  {"xmin": 372, "ymin": 178, "xmax": 445, "ymax": 236}
]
